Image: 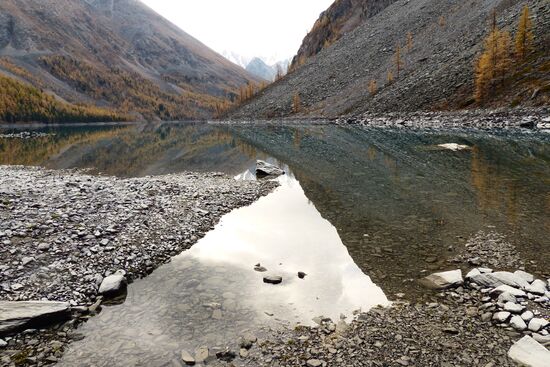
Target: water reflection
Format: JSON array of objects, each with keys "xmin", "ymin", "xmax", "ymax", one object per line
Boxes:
[{"xmin": 59, "ymin": 173, "xmax": 388, "ymax": 367}]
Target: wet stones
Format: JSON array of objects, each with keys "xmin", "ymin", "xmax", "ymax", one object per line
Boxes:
[
  {"xmin": 419, "ymin": 270, "xmax": 463, "ymax": 290},
  {"xmin": 263, "ymin": 276, "xmax": 283, "ymax": 285}
]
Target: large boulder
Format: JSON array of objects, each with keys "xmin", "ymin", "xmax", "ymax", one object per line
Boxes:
[
  {"xmin": 508, "ymin": 336, "xmax": 550, "ymax": 367},
  {"xmin": 419, "ymin": 270, "xmax": 463, "ymax": 290},
  {"xmin": 0, "ymin": 301, "xmax": 70, "ymax": 336},
  {"xmin": 256, "ymin": 160, "xmax": 285, "ymax": 178}
]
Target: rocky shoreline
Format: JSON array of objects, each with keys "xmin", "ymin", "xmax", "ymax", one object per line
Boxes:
[
  {"xmin": 241, "ymin": 231, "xmax": 549, "ymax": 367},
  {"xmin": 335, "ymin": 107, "xmax": 550, "ymax": 130},
  {"xmin": 0, "ymin": 166, "xmax": 278, "ymax": 366}
]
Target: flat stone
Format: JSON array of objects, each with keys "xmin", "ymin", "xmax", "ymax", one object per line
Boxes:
[
  {"xmin": 0, "ymin": 301, "xmax": 70, "ymax": 336},
  {"xmin": 525, "ymin": 280, "xmax": 548, "ymax": 295},
  {"xmin": 471, "ymin": 274, "xmax": 504, "ymax": 288},
  {"xmin": 98, "ymin": 272, "xmax": 127, "ymax": 297},
  {"xmin": 532, "ymin": 334, "xmax": 550, "ymax": 347},
  {"xmin": 528, "ymin": 318, "xmax": 549, "ymax": 332},
  {"xmin": 419, "ymin": 270, "xmax": 463, "ymax": 290},
  {"xmin": 508, "ymin": 336, "xmax": 550, "ymax": 367},
  {"xmin": 21, "ymin": 257, "xmax": 34, "ymax": 266},
  {"xmin": 181, "ymin": 350, "xmax": 195, "ymax": 365},
  {"xmin": 510, "ymin": 315, "xmax": 528, "ymax": 331},
  {"xmin": 493, "ymin": 311, "xmax": 511, "ymax": 323},
  {"xmin": 256, "ymin": 160, "xmax": 285, "ymax": 178},
  {"xmin": 503, "ymin": 302, "xmax": 524, "ymax": 313},
  {"xmin": 514, "ymin": 270, "xmax": 534, "ymax": 283},
  {"xmin": 195, "ymin": 346, "xmax": 209, "ymax": 363},
  {"xmin": 490, "ymin": 285, "xmax": 526, "ymax": 298},
  {"xmin": 307, "ymin": 359, "xmax": 323, "ymax": 367},
  {"xmin": 263, "ymin": 276, "xmax": 283, "ymax": 285},
  {"xmin": 491, "ymin": 272, "xmax": 530, "ymax": 289}
]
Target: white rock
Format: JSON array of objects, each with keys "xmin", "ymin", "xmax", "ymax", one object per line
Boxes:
[
  {"xmin": 532, "ymin": 334, "xmax": 550, "ymax": 347},
  {"xmin": 491, "ymin": 271, "xmax": 530, "ymax": 289},
  {"xmin": 510, "ymin": 315, "xmax": 528, "ymax": 331},
  {"xmin": 0, "ymin": 339, "xmax": 6, "ymax": 348},
  {"xmin": 528, "ymin": 318, "xmax": 550, "ymax": 332},
  {"xmin": 514, "ymin": 270, "xmax": 534, "ymax": 283},
  {"xmin": 508, "ymin": 336, "xmax": 550, "ymax": 367},
  {"xmin": 525, "ymin": 280, "xmax": 548, "ymax": 296},
  {"xmin": 420, "ymin": 270, "xmax": 463, "ymax": 290},
  {"xmin": 521, "ymin": 311, "xmax": 534, "ymax": 322},
  {"xmin": 256, "ymin": 160, "xmax": 285, "ymax": 177},
  {"xmin": 466, "ymin": 269, "xmax": 481, "ymax": 279},
  {"xmin": 98, "ymin": 272, "xmax": 127, "ymax": 297},
  {"xmin": 493, "ymin": 311, "xmax": 511, "ymax": 323},
  {"xmin": 504, "ymin": 302, "xmax": 524, "ymax": 313},
  {"xmin": 497, "ymin": 292, "xmax": 517, "ymax": 306},
  {"xmin": 437, "ymin": 143, "xmax": 469, "ymax": 151},
  {"xmin": 181, "ymin": 350, "xmax": 195, "ymax": 365},
  {"xmin": 478, "ymin": 267, "xmax": 493, "ymax": 273},
  {"xmin": 490, "ymin": 285, "xmax": 526, "ymax": 298}
]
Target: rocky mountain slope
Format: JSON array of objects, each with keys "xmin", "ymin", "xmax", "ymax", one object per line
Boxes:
[
  {"xmin": 231, "ymin": 0, "xmax": 550, "ymax": 119},
  {"xmin": 0, "ymin": 0, "xmax": 260, "ymax": 121}
]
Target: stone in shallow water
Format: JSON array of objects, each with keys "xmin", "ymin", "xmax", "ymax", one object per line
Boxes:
[
  {"xmin": 98, "ymin": 272, "xmax": 127, "ymax": 297},
  {"xmin": 419, "ymin": 270, "xmax": 463, "ymax": 290},
  {"xmin": 0, "ymin": 301, "xmax": 70, "ymax": 336},
  {"xmin": 256, "ymin": 160, "xmax": 285, "ymax": 178},
  {"xmin": 181, "ymin": 350, "xmax": 195, "ymax": 365},
  {"xmin": 195, "ymin": 346, "xmax": 209, "ymax": 363},
  {"xmin": 508, "ymin": 336, "xmax": 550, "ymax": 367},
  {"xmin": 263, "ymin": 276, "xmax": 283, "ymax": 285}
]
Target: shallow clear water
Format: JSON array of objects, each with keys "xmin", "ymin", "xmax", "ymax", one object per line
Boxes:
[{"xmin": 1, "ymin": 122, "xmax": 549, "ymax": 366}]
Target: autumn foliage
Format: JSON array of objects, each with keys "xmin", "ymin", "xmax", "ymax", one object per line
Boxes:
[
  {"xmin": 292, "ymin": 93, "xmax": 302, "ymax": 113},
  {"xmin": 368, "ymin": 80, "xmax": 378, "ymax": 95},
  {"xmin": 0, "ymin": 74, "xmax": 126, "ymax": 123},
  {"xmin": 474, "ymin": 7, "xmax": 535, "ymax": 102}
]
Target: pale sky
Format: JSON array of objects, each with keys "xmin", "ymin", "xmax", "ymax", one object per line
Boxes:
[{"xmin": 141, "ymin": 0, "xmax": 334, "ymax": 64}]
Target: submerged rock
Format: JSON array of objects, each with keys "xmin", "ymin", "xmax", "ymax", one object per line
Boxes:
[
  {"xmin": 0, "ymin": 301, "xmax": 70, "ymax": 336},
  {"xmin": 419, "ymin": 270, "xmax": 463, "ymax": 290},
  {"xmin": 263, "ymin": 276, "xmax": 283, "ymax": 285},
  {"xmin": 256, "ymin": 160, "xmax": 285, "ymax": 178},
  {"xmin": 181, "ymin": 350, "xmax": 195, "ymax": 365},
  {"xmin": 508, "ymin": 336, "xmax": 550, "ymax": 367}
]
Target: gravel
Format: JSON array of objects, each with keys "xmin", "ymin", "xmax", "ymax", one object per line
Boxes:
[{"xmin": 0, "ymin": 165, "xmax": 277, "ymax": 366}]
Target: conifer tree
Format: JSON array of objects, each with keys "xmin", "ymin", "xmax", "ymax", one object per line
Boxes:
[
  {"xmin": 515, "ymin": 5, "xmax": 534, "ymax": 60},
  {"xmin": 292, "ymin": 93, "xmax": 302, "ymax": 113},
  {"xmin": 407, "ymin": 32, "xmax": 413, "ymax": 52},
  {"xmin": 368, "ymin": 80, "xmax": 377, "ymax": 95},
  {"xmin": 394, "ymin": 44, "xmax": 403, "ymax": 77}
]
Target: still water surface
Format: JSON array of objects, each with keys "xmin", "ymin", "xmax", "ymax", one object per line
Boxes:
[{"xmin": 1, "ymin": 122, "xmax": 549, "ymax": 365}]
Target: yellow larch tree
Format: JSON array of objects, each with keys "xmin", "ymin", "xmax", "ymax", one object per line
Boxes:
[{"xmin": 515, "ymin": 6, "xmax": 534, "ymax": 60}]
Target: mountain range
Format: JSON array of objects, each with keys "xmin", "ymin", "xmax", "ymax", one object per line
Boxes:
[
  {"xmin": 231, "ymin": 0, "xmax": 550, "ymax": 119},
  {"xmin": 0, "ymin": 0, "xmax": 260, "ymax": 122}
]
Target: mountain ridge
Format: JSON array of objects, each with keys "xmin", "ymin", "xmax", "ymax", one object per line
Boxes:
[{"xmin": 0, "ymin": 0, "xmax": 260, "ymax": 122}]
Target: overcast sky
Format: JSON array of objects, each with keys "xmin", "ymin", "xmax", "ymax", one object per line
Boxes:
[{"xmin": 141, "ymin": 0, "xmax": 334, "ymax": 63}]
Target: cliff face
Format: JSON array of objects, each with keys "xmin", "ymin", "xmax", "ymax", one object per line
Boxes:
[
  {"xmin": 290, "ymin": 0, "xmax": 398, "ymax": 71},
  {"xmin": 232, "ymin": 0, "xmax": 549, "ymax": 119},
  {"xmin": 0, "ymin": 0, "xmax": 260, "ymax": 121}
]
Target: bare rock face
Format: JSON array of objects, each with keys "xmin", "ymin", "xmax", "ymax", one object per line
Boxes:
[
  {"xmin": 0, "ymin": 301, "xmax": 70, "ymax": 336},
  {"xmin": 256, "ymin": 160, "xmax": 285, "ymax": 178}
]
